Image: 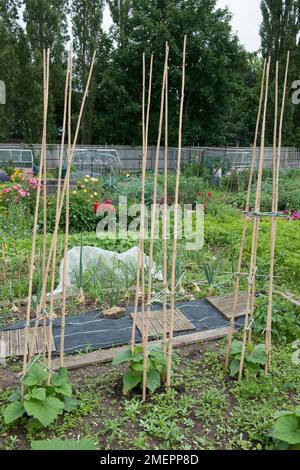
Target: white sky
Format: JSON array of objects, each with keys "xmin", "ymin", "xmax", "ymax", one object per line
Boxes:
[
  {"xmin": 217, "ymin": 0, "xmax": 262, "ymax": 52},
  {"xmin": 103, "ymin": 0, "xmax": 262, "ymax": 52}
]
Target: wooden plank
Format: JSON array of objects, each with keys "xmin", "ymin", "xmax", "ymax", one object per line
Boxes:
[
  {"xmin": 131, "ymin": 308, "xmax": 195, "ymax": 337},
  {"xmin": 51, "ymin": 326, "xmax": 233, "ymax": 371},
  {"xmin": 0, "ymin": 326, "xmax": 55, "ymax": 359},
  {"xmin": 275, "ymin": 291, "xmax": 300, "ymax": 307},
  {"xmin": 206, "ymin": 292, "xmax": 248, "ymax": 319}
]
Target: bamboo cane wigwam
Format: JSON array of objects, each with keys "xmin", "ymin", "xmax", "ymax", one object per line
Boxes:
[
  {"xmin": 224, "ymin": 52, "xmax": 290, "ymax": 380},
  {"xmin": 22, "ymin": 50, "xmax": 96, "ymax": 383},
  {"xmin": 131, "ymin": 53, "xmax": 153, "ymax": 354},
  {"xmin": 142, "ymin": 46, "xmax": 169, "ymax": 402}
]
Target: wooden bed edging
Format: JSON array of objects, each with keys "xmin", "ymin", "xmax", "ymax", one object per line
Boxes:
[{"xmin": 51, "ymin": 326, "xmax": 233, "ymax": 371}]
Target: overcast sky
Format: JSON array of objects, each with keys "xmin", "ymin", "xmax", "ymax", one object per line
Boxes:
[
  {"xmin": 103, "ymin": 0, "xmax": 262, "ymax": 52},
  {"xmin": 217, "ymin": 0, "xmax": 262, "ymax": 52}
]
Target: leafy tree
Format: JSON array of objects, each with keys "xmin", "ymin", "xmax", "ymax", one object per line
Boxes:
[
  {"xmin": 71, "ymin": 0, "xmax": 111, "ymax": 143},
  {"xmin": 0, "ymin": 1, "xmax": 22, "ymax": 140},
  {"xmin": 98, "ymin": 0, "xmax": 259, "ymax": 146},
  {"xmin": 260, "ymin": 0, "xmax": 300, "ymax": 145},
  {"xmin": 22, "ymin": 0, "xmax": 70, "ymax": 141}
]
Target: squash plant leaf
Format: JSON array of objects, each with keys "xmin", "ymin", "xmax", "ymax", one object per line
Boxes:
[
  {"xmin": 147, "ymin": 369, "xmax": 161, "ymax": 393},
  {"xmin": 24, "ymin": 396, "xmax": 65, "ymax": 427},
  {"xmin": 273, "ymin": 415, "xmax": 300, "ymax": 445},
  {"xmin": 3, "ymin": 401, "xmax": 25, "ymax": 424},
  {"xmin": 123, "ymin": 369, "xmax": 141, "ymax": 395},
  {"xmin": 22, "ymin": 363, "xmax": 48, "ymax": 386},
  {"xmin": 31, "ymin": 438, "xmax": 97, "ymax": 450}
]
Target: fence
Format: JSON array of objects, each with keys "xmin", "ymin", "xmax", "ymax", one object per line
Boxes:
[{"xmin": 0, "ymin": 143, "xmax": 299, "ymax": 173}]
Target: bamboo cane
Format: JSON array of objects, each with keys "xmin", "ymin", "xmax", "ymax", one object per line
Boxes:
[
  {"xmin": 238, "ymin": 57, "xmax": 271, "ymax": 381},
  {"xmin": 131, "ymin": 53, "xmax": 146, "ymax": 353},
  {"xmin": 225, "ymin": 58, "xmax": 267, "ymax": 368},
  {"xmin": 162, "ymin": 42, "xmax": 169, "ymax": 356},
  {"xmin": 41, "ymin": 49, "xmax": 50, "ymax": 363},
  {"xmin": 46, "ymin": 51, "xmax": 70, "ymax": 367},
  {"xmin": 60, "ymin": 49, "xmax": 73, "ymax": 368},
  {"xmin": 166, "ymin": 35, "xmax": 187, "ymax": 388},
  {"xmin": 131, "ymin": 54, "xmax": 153, "ymax": 352},
  {"xmin": 265, "ymin": 52, "xmax": 290, "ymax": 372},
  {"xmin": 28, "ymin": 51, "xmax": 97, "ymax": 355},
  {"xmin": 142, "ymin": 47, "xmax": 169, "ymax": 401},
  {"xmin": 21, "ymin": 50, "xmax": 49, "ymax": 393}
]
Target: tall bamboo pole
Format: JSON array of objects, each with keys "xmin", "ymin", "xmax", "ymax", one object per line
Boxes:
[
  {"xmin": 162, "ymin": 42, "xmax": 169, "ymax": 355},
  {"xmin": 142, "ymin": 47, "xmax": 169, "ymax": 401},
  {"xmin": 21, "ymin": 50, "xmax": 49, "ymax": 391},
  {"xmin": 265, "ymin": 52, "xmax": 290, "ymax": 372},
  {"xmin": 166, "ymin": 35, "xmax": 187, "ymax": 388},
  {"xmin": 60, "ymin": 49, "xmax": 73, "ymax": 368},
  {"xmin": 41, "ymin": 49, "xmax": 50, "ymax": 363},
  {"xmin": 28, "ymin": 52, "xmax": 96, "ymax": 355},
  {"xmin": 131, "ymin": 54, "xmax": 153, "ymax": 352},
  {"xmin": 225, "ymin": 59, "xmax": 267, "ymax": 368},
  {"xmin": 238, "ymin": 57, "xmax": 271, "ymax": 381},
  {"xmin": 47, "ymin": 51, "xmax": 70, "ymax": 366}
]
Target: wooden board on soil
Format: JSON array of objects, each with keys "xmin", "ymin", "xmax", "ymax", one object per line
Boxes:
[
  {"xmin": 206, "ymin": 292, "xmax": 247, "ymax": 319},
  {"xmin": 130, "ymin": 308, "xmax": 196, "ymax": 337},
  {"xmin": 0, "ymin": 326, "xmax": 56, "ymax": 359}
]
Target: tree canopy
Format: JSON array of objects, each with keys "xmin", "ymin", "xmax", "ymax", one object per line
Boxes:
[{"xmin": 0, "ymin": 0, "xmax": 298, "ymax": 146}]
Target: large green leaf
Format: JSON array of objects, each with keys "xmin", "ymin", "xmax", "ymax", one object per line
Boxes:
[
  {"xmin": 113, "ymin": 348, "xmax": 133, "ymax": 365},
  {"xmin": 63, "ymin": 396, "xmax": 78, "ymax": 412},
  {"xmin": 3, "ymin": 401, "xmax": 25, "ymax": 424},
  {"xmin": 31, "ymin": 438, "xmax": 97, "ymax": 450},
  {"xmin": 230, "ymin": 359, "xmax": 240, "ymax": 377},
  {"xmin": 147, "ymin": 368, "xmax": 161, "ymax": 393},
  {"xmin": 22, "ymin": 363, "xmax": 48, "ymax": 386},
  {"xmin": 8, "ymin": 388, "xmax": 21, "ymax": 403},
  {"xmin": 31, "ymin": 388, "xmax": 46, "ymax": 401},
  {"xmin": 231, "ymin": 340, "xmax": 243, "ymax": 357},
  {"xmin": 273, "ymin": 415, "xmax": 300, "ymax": 445},
  {"xmin": 24, "ymin": 396, "xmax": 64, "ymax": 427},
  {"xmin": 53, "ymin": 382, "xmax": 72, "ymax": 397},
  {"xmin": 123, "ymin": 369, "xmax": 141, "ymax": 395},
  {"xmin": 248, "ymin": 344, "xmax": 267, "ymax": 365},
  {"xmin": 51, "ymin": 368, "xmax": 68, "ymax": 387}
]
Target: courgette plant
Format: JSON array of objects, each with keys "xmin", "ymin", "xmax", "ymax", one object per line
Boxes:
[
  {"xmin": 230, "ymin": 340, "xmax": 267, "ymax": 378},
  {"xmin": 113, "ymin": 344, "xmax": 170, "ymax": 395},
  {"xmin": 272, "ymin": 407, "xmax": 300, "ymax": 450},
  {"xmin": 3, "ymin": 362, "xmax": 77, "ymax": 428}
]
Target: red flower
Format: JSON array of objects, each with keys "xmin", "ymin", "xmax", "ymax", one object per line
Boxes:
[
  {"xmin": 207, "ymin": 192, "xmax": 212, "ymax": 198},
  {"xmin": 197, "ymin": 192, "xmax": 203, "ymax": 197},
  {"xmin": 93, "ymin": 200, "xmax": 116, "ymax": 214}
]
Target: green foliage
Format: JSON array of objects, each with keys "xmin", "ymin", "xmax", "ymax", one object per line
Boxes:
[
  {"xmin": 230, "ymin": 340, "xmax": 267, "ymax": 378},
  {"xmin": 272, "ymin": 408, "xmax": 300, "ymax": 450},
  {"xmin": 254, "ymin": 296, "xmax": 300, "ymax": 345},
  {"xmin": 45, "ymin": 192, "xmax": 98, "ymax": 233},
  {"xmin": 113, "ymin": 344, "xmax": 169, "ymax": 395},
  {"xmin": 31, "ymin": 437, "xmax": 97, "ymax": 450},
  {"xmin": 3, "ymin": 363, "xmax": 77, "ymax": 427}
]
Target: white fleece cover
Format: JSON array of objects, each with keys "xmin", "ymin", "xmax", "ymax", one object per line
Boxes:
[{"xmin": 53, "ymin": 246, "xmax": 163, "ymax": 295}]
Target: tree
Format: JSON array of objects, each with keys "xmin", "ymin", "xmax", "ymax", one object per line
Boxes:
[
  {"xmin": 0, "ymin": 1, "xmax": 23, "ymax": 140},
  {"xmin": 98, "ymin": 0, "xmax": 258, "ymax": 146},
  {"xmin": 22, "ymin": 0, "xmax": 69, "ymax": 141},
  {"xmin": 260, "ymin": 0, "xmax": 300, "ymax": 145},
  {"xmin": 71, "ymin": 0, "xmax": 111, "ymax": 144}
]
